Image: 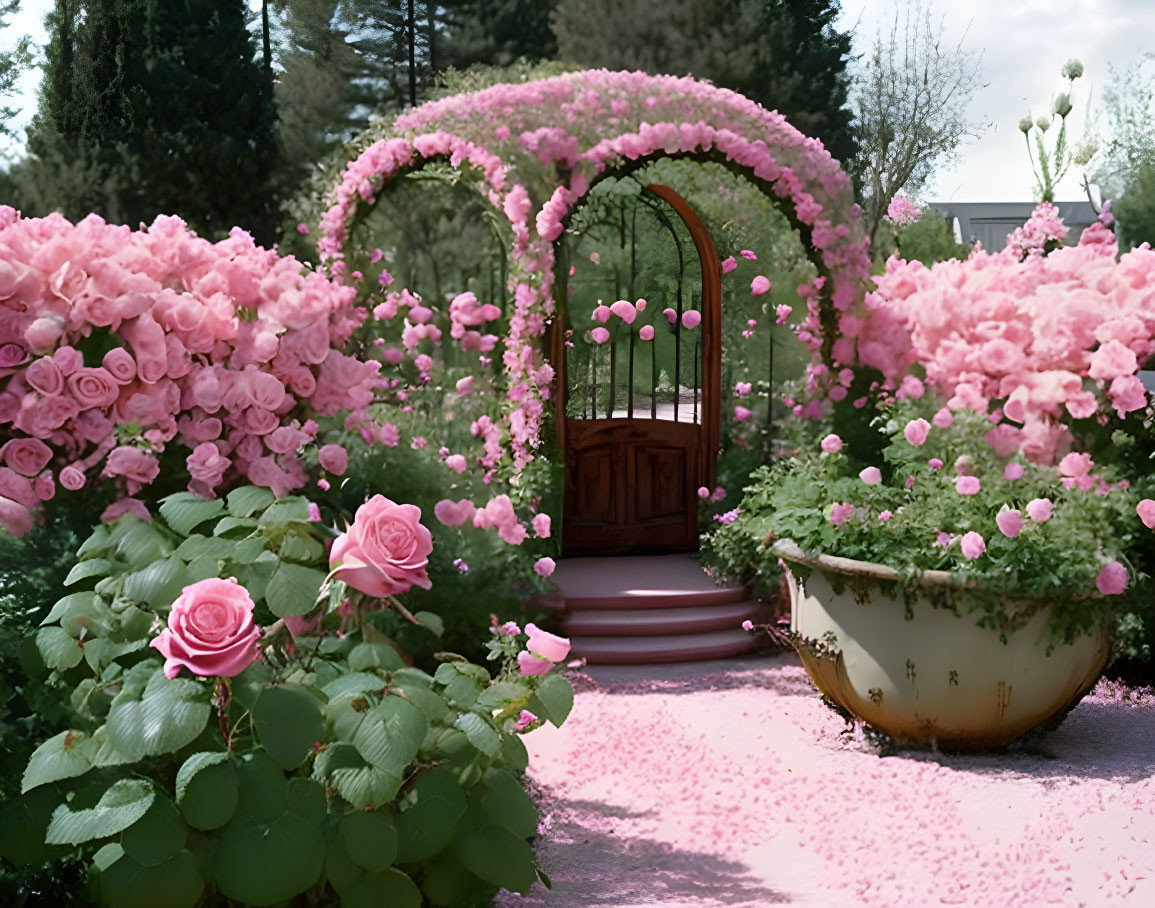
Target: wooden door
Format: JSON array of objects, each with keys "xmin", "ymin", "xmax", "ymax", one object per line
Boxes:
[{"xmin": 558, "ymin": 184, "xmax": 721, "ymax": 556}]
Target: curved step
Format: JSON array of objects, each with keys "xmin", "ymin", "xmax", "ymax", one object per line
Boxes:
[
  {"xmin": 570, "ymin": 628, "xmax": 764, "ymax": 665},
  {"xmin": 561, "ymin": 601, "xmax": 762, "ymax": 637},
  {"xmin": 553, "ymin": 555, "xmax": 746, "ymax": 609}
]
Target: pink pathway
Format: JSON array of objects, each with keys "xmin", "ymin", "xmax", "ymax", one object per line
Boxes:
[{"xmin": 497, "ymin": 653, "xmax": 1155, "ymax": 908}]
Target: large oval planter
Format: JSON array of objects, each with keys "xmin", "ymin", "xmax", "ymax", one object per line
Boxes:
[{"xmin": 773, "ymin": 540, "xmax": 1109, "ymax": 749}]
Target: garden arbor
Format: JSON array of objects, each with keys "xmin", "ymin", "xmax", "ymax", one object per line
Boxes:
[{"xmin": 316, "ymin": 69, "xmax": 874, "ymax": 556}]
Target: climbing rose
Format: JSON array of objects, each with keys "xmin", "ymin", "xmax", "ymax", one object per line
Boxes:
[
  {"xmin": 932, "ymin": 408, "xmax": 954, "ymax": 429},
  {"xmin": 960, "ymin": 531, "xmax": 986, "ymax": 560},
  {"xmin": 1005, "ymin": 463, "xmax": 1025, "ymax": 481},
  {"xmin": 1137, "ymin": 499, "xmax": 1155, "ymax": 529},
  {"xmin": 720, "ymin": 256, "xmax": 737, "ymax": 273},
  {"xmin": 532, "ymin": 513, "xmax": 551, "ymax": 538},
  {"xmin": 513, "ymin": 710, "xmax": 538, "ymax": 732},
  {"xmin": 904, "ymin": 418, "xmax": 930, "ymax": 447},
  {"xmin": 434, "ymin": 498, "xmax": 475, "ymax": 527},
  {"xmin": 775, "ymin": 304, "xmax": 792, "ymax": 324},
  {"xmin": 928, "ymin": 458, "xmax": 943, "ymax": 471},
  {"xmin": 820, "ymin": 434, "xmax": 843, "ymax": 454},
  {"xmin": 534, "ymin": 557, "xmax": 556, "ymax": 578},
  {"xmin": 734, "ymin": 406, "xmax": 752, "ymax": 422},
  {"xmin": 829, "ymin": 502, "xmax": 854, "ymax": 526},
  {"xmin": 149, "ymin": 578, "xmax": 260, "ymax": 680},
  {"xmin": 996, "ymin": 509, "xmax": 1024, "ymax": 538},
  {"xmin": 879, "ymin": 510, "xmax": 893, "ymax": 523},
  {"xmin": 1026, "ymin": 498, "xmax": 1053, "ymax": 522},
  {"xmin": 860, "ymin": 466, "xmax": 882, "ymax": 485},
  {"xmin": 697, "ymin": 486, "xmax": 710, "ymax": 499},
  {"xmin": 318, "ymin": 444, "xmax": 348, "ymax": 476},
  {"xmin": 591, "ymin": 327, "xmax": 610, "ymax": 344},
  {"xmin": 639, "ymin": 325, "xmax": 655, "ymax": 341},
  {"xmin": 329, "ymin": 495, "xmax": 433, "ymax": 597},
  {"xmin": 517, "ymin": 651, "xmax": 552, "ymax": 676},
  {"xmin": 1096, "ymin": 561, "xmax": 1128, "ymax": 595},
  {"xmin": 525, "ymin": 623, "xmax": 570, "ymax": 662},
  {"xmin": 750, "ymin": 275, "xmax": 770, "ymax": 296},
  {"xmin": 682, "ymin": 310, "xmax": 702, "ymax": 329}
]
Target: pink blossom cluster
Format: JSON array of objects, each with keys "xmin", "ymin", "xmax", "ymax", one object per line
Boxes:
[
  {"xmin": 885, "ymin": 196, "xmax": 921, "ymax": 228},
  {"xmin": 0, "ymin": 211, "xmax": 380, "ymax": 534},
  {"xmin": 867, "ymin": 205, "xmax": 1155, "ymax": 463},
  {"xmin": 1004, "ymin": 201, "xmax": 1069, "ymax": 259}
]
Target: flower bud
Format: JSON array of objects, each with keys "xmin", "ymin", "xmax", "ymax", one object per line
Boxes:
[
  {"xmin": 1035, "ymin": 114, "xmax": 1053, "ymax": 132},
  {"xmin": 1061, "ymin": 58, "xmax": 1084, "ymax": 80},
  {"xmin": 1052, "ymin": 92, "xmax": 1072, "ymax": 118},
  {"xmin": 1018, "ymin": 114, "xmax": 1034, "ymax": 134}
]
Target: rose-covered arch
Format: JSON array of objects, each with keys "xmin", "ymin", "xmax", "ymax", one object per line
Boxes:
[{"xmin": 317, "ymin": 69, "xmax": 885, "ymax": 475}]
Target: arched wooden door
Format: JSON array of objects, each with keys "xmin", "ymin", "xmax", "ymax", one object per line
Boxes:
[{"xmin": 558, "ymin": 184, "xmax": 721, "ymax": 556}]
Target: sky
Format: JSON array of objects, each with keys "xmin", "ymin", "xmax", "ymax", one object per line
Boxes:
[{"xmin": 2, "ymin": 0, "xmax": 1153, "ymax": 204}]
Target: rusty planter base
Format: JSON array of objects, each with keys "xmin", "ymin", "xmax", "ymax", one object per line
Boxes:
[{"xmin": 784, "ymin": 559, "xmax": 1108, "ymax": 750}]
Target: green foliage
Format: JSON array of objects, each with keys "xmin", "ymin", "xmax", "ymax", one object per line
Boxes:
[
  {"xmin": 20, "ymin": 0, "xmax": 280, "ymax": 242},
  {"xmin": 0, "ymin": 0, "xmax": 32, "ymax": 146},
  {"xmin": 1115, "ymin": 159, "xmax": 1155, "ymax": 249},
  {"xmin": 706, "ymin": 401, "xmax": 1146, "ymax": 647},
  {"xmin": 894, "ymin": 211, "xmax": 973, "ymax": 265},
  {"xmin": 7, "ymin": 487, "xmax": 572, "ymax": 905}
]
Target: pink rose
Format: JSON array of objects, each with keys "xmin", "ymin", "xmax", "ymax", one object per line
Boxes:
[
  {"xmin": 532, "ymin": 513, "xmax": 551, "ymax": 538},
  {"xmin": 1, "ymin": 438, "xmax": 53, "ymax": 477},
  {"xmin": 734, "ymin": 406, "xmax": 752, "ymax": 422},
  {"xmin": 433, "ymin": 498, "xmax": 476, "ymax": 527},
  {"xmin": 330, "ymin": 495, "xmax": 433, "ymax": 597},
  {"xmin": 960, "ymin": 531, "xmax": 986, "ymax": 560},
  {"xmin": 1058, "ymin": 452, "xmax": 1093, "ymax": 478},
  {"xmin": 639, "ymin": 325, "xmax": 655, "ymax": 341},
  {"xmin": 820, "ymin": 434, "xmax": 843, "ymax": 454},
  {"xmin": 928, "ymin": 458, "xmax": 943, "ymax": 471},
  {"xmin": 187, "ymin": 443, "xmax": 231, "ymax": 488},
  {"xmin": 932, "ymin": 408, "xmax": 954, "ymax": 429},
  {"xmin": 860, "ymin": 466, "xmax": 882, "ymax": 485},
  {"xmin": 67, "ymin": 367, "xmax": 120, "ymax": 409},
  {"xmin": 534, "ymin": 557, "xmax": 556, "ymax": 578},
  {"xmin": 1026, "ymin": 498, "xmax": 1053, "ymax": 522},
  {"xmin": 1095, "ymin": 561, "xmax": 1128, "ymax": 596},
  {"xmin": 517, "ymin": 651, "xmax": 552, "ymax": 676},
  {"xmin": 26, "ymin": 357, "xmax": 64, "ymax": 396},
  {"xmin": 513, "ymin": 710, "xmax": 538, "ymax": 732},
  {"xmin": 149, "ymin": 578, "xmax": 261, "ymax": 679},
  {"xmin": 682, "ymin": 310, "xmax": 702, "ymax": 329},
  {"xmin": 878, "ymin": 510, "xmax": 893, "ymax": 522},
  {"xmin": 996, "ymin": 509, "xmax": 1023, "ymax": 538},
  {"xmin": 100, "ymin": 498, "xmax": 152, "ymax": 524},
  {"xmin": 750, "ymin": 275, "xmax": 770, "ymax": 296},
  {"xmin": 102, "ymin": 348, "xmax": 138, "ymax": 384},
  {"xmin": 663, "ymin": 307, "xmax": 677, "ymax": 324},
  {"xmin": 319, "ymin": 444, "xmax": 348, "ymax": 476},
  {"xmin": 1137, "ymin": 499, "xmax": 1155, "ymax": 530},
  {"xmin": 592, "ymin": 305, "xmax": 611, "ymax": 323},
  {"xmin": 829, "ymin": 502, "xmax": 854, "ymax": 526},
  {"xmin": 444, "ymin": 454, "xmax": 467, "ymax": 474},
  {"xmin": 104, "ymin": 446, "xmax": 160, "ymax": 486},
  {"xmin": 1004, "ymin": 462, "xmax": 1025, "ymax": 481},
  {"xmin": 610, "ymin": 300, "xmax": 636, "ymax": 324},
  {"xmin": 525, "ymin": 622, "xmax": 569, "ymax": 661},
  {"xmin": 60, "ymin": 464, "xmax": 86, "ymax": 490},
  {"xmin": 0, "ymin": 495, "xmax": 33, "ymax": 537},
  {"xmin": 720, "ymin": 256, "xmax": 736, "ymax": 273},
  {"xmin": 24, "ymin": 317, "xmax": 65, "ymax": 355},
  {"xmin": 591, "ymin": 327, "xmax": 610, "ymax": 344},
  {"xmin": 903, "ymin": 418, "xmax": 930, "ymax": 447},
  {"xmin": 955, "ymin": 476, "xmax": 981, "ymax": 495}
]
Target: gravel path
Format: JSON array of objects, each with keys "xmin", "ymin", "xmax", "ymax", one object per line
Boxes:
[{"xmin": 496, "ymin": 652, "xmax": 1155, "ymax": 908}]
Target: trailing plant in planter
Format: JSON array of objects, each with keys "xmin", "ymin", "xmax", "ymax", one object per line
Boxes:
[{"xmin": 4, "ymin": 487, "xmax": 573, "ymax": 906}]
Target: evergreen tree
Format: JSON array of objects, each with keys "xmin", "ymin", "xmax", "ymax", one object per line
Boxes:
[
  {"xmin": 550, "ymin": 0, "xmax": 857, "ymax": 166},
  {"xmin": 23, "ymin": 0, "xmax": 280, "ymax": 242},
  {"xmin": 0, "ymin": 0, "xmax": 32, "ymax": 148},
  {"xmin": 438, "ymin": 0, "xmax": 558, "ymax": 70}
]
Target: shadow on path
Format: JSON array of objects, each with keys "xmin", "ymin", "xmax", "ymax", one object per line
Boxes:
[{"xmin": 498, "ymin": 798, "xmax": 790, "ymax": 908}]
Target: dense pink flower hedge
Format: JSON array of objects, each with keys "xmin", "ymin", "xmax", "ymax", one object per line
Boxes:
[
  {"xmin": 0, "ymin": 208, "xmax": 380, "ymax": 533},
  {"xmin": 867, "ymin": 208, "xmax": 1155, "ymax": 463}
]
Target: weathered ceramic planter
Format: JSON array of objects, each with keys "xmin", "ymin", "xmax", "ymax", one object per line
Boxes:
[{"xmin": 773, "ymin": 540, "xmax": 1109, "ymax": 749}]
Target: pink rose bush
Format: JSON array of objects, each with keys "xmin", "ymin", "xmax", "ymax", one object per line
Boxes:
[
  {"xmin": 150, "ymin": 578, "xmax": 261, "ymax": 679},
  {"xmin": 0, "ymin": 212, "xmax": 380, "ymax": 534}
]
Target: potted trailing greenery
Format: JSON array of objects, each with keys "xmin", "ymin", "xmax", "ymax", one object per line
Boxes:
[
  {"xmin": 709, "ymin": 402, "xmax": 1149, "ymax": 749},
  {"xmin": 8, "ymin": 487, "xmax": 573, "ymax": 907}
]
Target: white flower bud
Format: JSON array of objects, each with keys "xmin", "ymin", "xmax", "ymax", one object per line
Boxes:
[
  {"xmin": 1035, "ymin": 114, "xmax": 1053, "ymax": 132},
  {"xmin": 1052, "ymin": 92, "xmax": 1072, "ymax": 118},
  {"xmin": 1061, "ymin": 58, "xmax": 1084, "ymax": 80},
  {"xmin": 1018, "ymin": 114, "xmax": 1034, "ymax": 134}
]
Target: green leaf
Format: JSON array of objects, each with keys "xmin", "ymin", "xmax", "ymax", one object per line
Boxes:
[
  {"xmin": 111, "ymin": 518, "xmax": 170, "ymax": 567},
  {"xmin": 481, "ymin": 770, "xmax": 537, "ymax": 838},
  {"xmin": 120, "ymin": 795, "xmax": 186, "ymax": 867},
  {"xmin": 106, "ymin": 668, "xmax": 212, "ymax": 761},
  {"xmin": 258, "ymin": 498, "xmax": 312, "ymax": 527},
  {"xmin": 36, "ymin": 626, "xmax": 83, "ymax": 670},
  {"xmin": 76, "ymin": 524, "xmax": 112, "ymax": 559},
  {"xmin": 91, "ymin": 725, "xmax": 135, "ymax": 767},
  {"xmin": 339, "ymin": 810, "xmax": 397, "ymax": 873},
  {"xmin": 394, "ymin": 684, "xmax": 448, "ymax": 724},
  {"xmin": 279, "ymin": 530, "xmax": 324, "ymax": 564},
  {"xmin": 444, "ymin": 674, "xmax": 481, "ymax": 709},
  {"xmin": 324, "ymin": 834, "xmax": 363, "ymax": 894},
  {"xmin": 477, "ymin": 681, "xmax": 532, "ymax": 709},
  {"xmin": 394, "ymin": 769, "xmax": 468, "ymax": 863},
  {"xmin": 453, "ymin": 713, "xmax": 500, "ymax": 757},
  {"xmin": 231, "ymin": 660, "xmax": 274, "ymax": 711},
  {"xmin": 455, "ymin": 825, "xmax": 537, "ymax": 892},
  {"xmin": 420, "ymin": 859, "xmax": 469, "ymax": 906},
  {"xmin": 340, "ymin": 868, "xmax": 422, "ymax": 908},
  {"xmin": 98, "ymin": 848, "xmax": 204, "ymax": 908},
  {"xmin": 501, "ymin": 732, "xmax": 529, "ymax": 772},
  {"xmin": 353, "ymin": 696, "xmax": 428, "ymax": 773},
  {"xmin": 265, "ymin": 562, "xmax": 326, "ymax": 617},
  {"xmin": 349, "ymin": 641, "xmax": 403, "ymax": 672},
  {"xmin": 175, "ymin": 534, "xmax": 235, "ymax": 562},
  {"xmin": 253, "ymin": 684, "xmax": 325, "ymax": 770},
  {"xmin": 329, "ymin": 759, "xmax": 403, "ymax": 810},
  {"xmin": 175, "ymin": 753, "xmax": 237, "ymax": 831},
  {"xmin": 214, "ymin": 815, "xmax": 325, "ymax": 906},
  {"xmin": 159, "ymin": 494, "xmax": 225, "ymax": 536},
  {"xmin": 23, "ymin": 729, "xmax": 96, "ymax": 792},
  {"xmin": 0, "ymin": 786, "xmax": 69, "ymax": 865},
  {"xmin": 46, "ymin": 780, "xmax": 156, "ymax": 846},
  {"xmin": 412, "ymin": 611, "xmax": 444, "ymax": 637},
  {"xmin": 322, "ymin": 671, "xmax": 387, "ymax": 700},
  {"xmin": 532, "ymin": 673, "xmax": 574, "ymax": 727},
  {"xmin": 232, "ymin": 751, "xmax": 288, "ymax": 824},
  {"xmin": 227, "ymin": 485, "xmax": 275, "ymax": 518},
  {"xmin": 40, "ymin": 591, "xmax": 100, "ymax": 626},
  {"xmin": 213, "ymin": 516, "xmax": 258, "ymax": 538},
  {"xmin": 121, "ymin": 555, "xmax": 192, "ymax": 610},
  {"xmin": 66, "ymin": 559, "xmax": 113, "ymax": 586}
]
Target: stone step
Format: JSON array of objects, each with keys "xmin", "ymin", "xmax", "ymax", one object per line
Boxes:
[
  {"xmin": 569, "ymin": 628, "xmax": 763, "ymax": 665},
  {"xmin": 552, "ymin": 554, "xmax": 746, "ymax": 610},
  {"xmin": 561, "ymin": 601, "xmax": 763, "ymax": 637}
]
